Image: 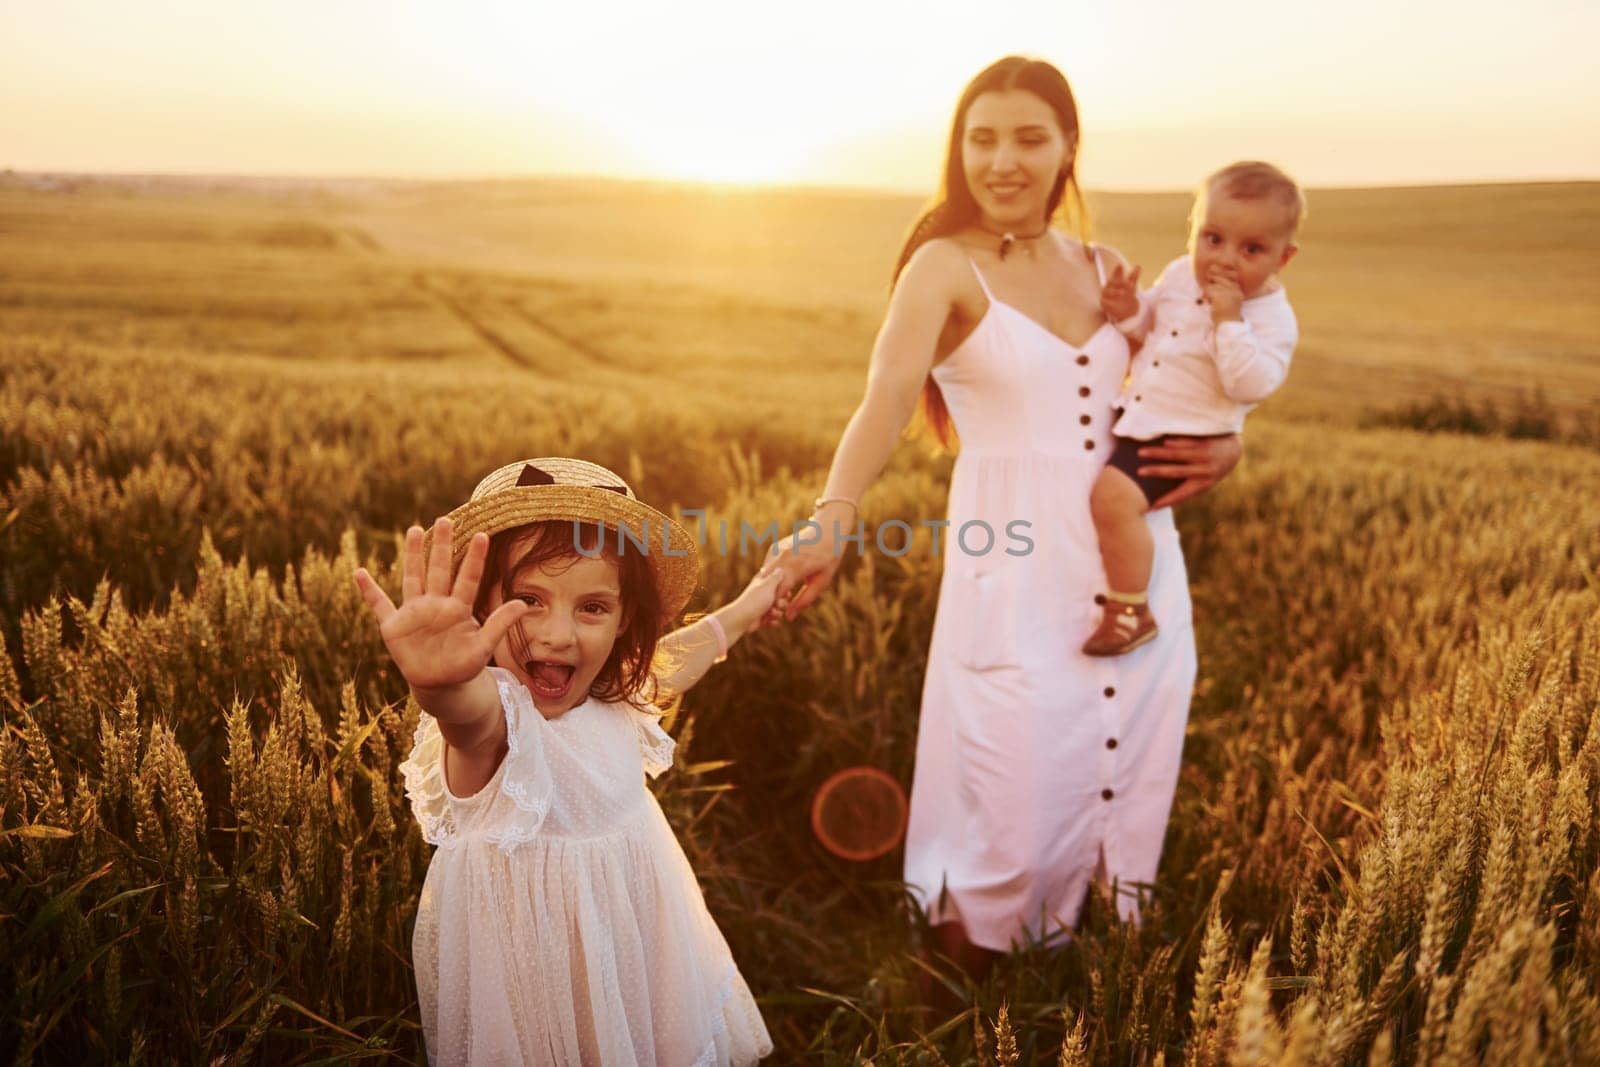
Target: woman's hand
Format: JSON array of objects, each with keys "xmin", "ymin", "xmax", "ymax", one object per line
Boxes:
[
  {"xmin": 353, "ymin": 517, "xmax": 528, "ymax": 697},
  {"xmin": 1140, "ymin": 434, "xmax": 1244, "ymax": 510},
  {"xmin": 756, "ymin": 505, "xmax": 853, "ymax": 624}
]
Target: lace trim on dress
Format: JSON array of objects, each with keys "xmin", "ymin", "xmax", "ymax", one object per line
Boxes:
[
  {"xmin": 398, "ymin": 710, "xmax": 457, "ymax": 848},
  {"xmin": 689, "ymin": 965, "xmax": 773, "ymax": 1067},
  {"xmin": 631, "ymin": 707, "xmax": 676, "ymax": 779},
  {"xmin": 485, "ymin": 668, "xmax": 554, "ymax": 852},
  {"xmin": 397, "ymin": 669, "xmax": 555, "ymax": 853}
]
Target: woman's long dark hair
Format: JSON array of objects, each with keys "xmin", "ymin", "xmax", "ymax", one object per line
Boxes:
[{"xmin": 894, "ymin": 56, "xmax": 1093, "ymax": 448}]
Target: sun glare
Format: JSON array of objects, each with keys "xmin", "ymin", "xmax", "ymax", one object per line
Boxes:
[
  {"xmin": 548, "ymin": 50, "xmax": 822, "ymax": 187},
  {"xmin": 629, "ymin": 138, "xmax": 799, "ymax": 186},
  {"xmin": 1, "ymin": 1, "xmax": 1596, "ymax": 188}
]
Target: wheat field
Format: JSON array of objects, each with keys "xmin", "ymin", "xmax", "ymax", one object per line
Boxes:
[{"xmin": 2, "ymin": 173, "xmax": 1598, "ymax": 1064}]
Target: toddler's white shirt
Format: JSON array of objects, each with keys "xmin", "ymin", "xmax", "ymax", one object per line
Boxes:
[{"xmin": 1111, "ymin": 255, "xmax": 1298, "ymax": 438}]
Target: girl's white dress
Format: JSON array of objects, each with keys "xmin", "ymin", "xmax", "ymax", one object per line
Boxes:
[{"xmin": 400, "ymin": 667, "xmax": 772, "ymax": 1066}]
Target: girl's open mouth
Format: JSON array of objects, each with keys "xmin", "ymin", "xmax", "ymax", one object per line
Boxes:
[{"xmin": 525, "ymin": 661, "xmax": 576, "ymax": 702}]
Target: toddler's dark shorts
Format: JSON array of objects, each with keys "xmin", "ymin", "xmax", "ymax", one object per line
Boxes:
[
  {"xmin": 1103, "ymin": 423, "xmax": 1232, "ymax": 508},
  {"xmin": 1105, "ymin": 434, "xmax": 1185, "ymax": 508}
]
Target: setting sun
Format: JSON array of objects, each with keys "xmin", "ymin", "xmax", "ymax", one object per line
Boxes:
[{"xmin": 1, "ymin": 0, "xmax": 1597, "ymax": 189}]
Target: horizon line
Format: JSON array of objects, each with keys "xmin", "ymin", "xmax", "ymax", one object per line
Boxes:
[{"xmin": 5, "ymin": 165, "xmax": 1599, "ymax": 200}]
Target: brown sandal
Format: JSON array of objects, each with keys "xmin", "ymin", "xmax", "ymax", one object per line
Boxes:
[{"xmin": 1082, "ymin": 599, "xmax": 1158, "ymax": 657}]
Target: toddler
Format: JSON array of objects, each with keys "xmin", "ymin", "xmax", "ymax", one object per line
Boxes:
[
  {"xmin": 1084, "ymin": 161, "xmax": 1303, "ymax": 655},
  {"xmin": 354, "ymin": 457, "xmax": 776, "ymax": 1065}
]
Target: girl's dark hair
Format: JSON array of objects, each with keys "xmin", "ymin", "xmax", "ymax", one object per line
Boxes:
[
  {"xmin": 892, "ymin": 55, "xmax": 1092, "ymax": 448},
  {"xmin": 474, "ymin": 520, "xmax": 663, "ymax": 709}
]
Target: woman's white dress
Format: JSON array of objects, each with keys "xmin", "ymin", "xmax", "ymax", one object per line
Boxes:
[
  {"xmin": 903, "ymin": 242, "xmax": 1199, "ymax": 951},
  {"xmin": 401, "ymin": 667, "xmax": 772, "ymax": 1065}
]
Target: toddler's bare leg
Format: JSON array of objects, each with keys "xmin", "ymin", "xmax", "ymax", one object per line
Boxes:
[{"xmin": 1090, "ymin": 467, "xmax": 1153, "ymax": 594}]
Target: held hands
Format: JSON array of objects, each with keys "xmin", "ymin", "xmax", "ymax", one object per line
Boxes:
[
  {"xmin": 1203, "ymin": 265, "xmax": 1245, "ymax": 324},
  {"xmin": 353, "ymin": 518, "xmax": 528, "ymax": 697},
  {"xmin": 755, "ymin": 516, "xmax": 848, "ymax": 627},
  {"xmin": 718, "ymin": 568, "xmax": 787, "ymax": 639},
  {"xmin": 1099, "ymin": 263, "xmax": 1142, "ymax": 323}
]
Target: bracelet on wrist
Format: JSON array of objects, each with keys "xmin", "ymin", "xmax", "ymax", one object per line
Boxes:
[
  {"xmin": 702, "ymin": 614, "xmax": 729, "ymax": 664},
  {"xmin": 812, "ymin": 495, "xmax": 858, "ymax": 515}
]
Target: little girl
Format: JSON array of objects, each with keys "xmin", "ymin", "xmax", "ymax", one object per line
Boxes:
[{"xmin": 353, "ymin": 457, "xmax": 776, "ymax": 1066}]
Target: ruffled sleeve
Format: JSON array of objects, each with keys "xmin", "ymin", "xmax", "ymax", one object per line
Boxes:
[
  {"xmin": 397, "ymin": 668, "xmax": 555, "ymax": 852},
  {"xmin": 631, "ymin": 706, "xmax": 677, "ymax": 779},
  {"xmin": 398, "ymin": 709, "xmax": 457, "ymax": 848}
]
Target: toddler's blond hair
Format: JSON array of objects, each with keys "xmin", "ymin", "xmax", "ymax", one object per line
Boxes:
[{"xmin": 1202, "ymin": 161, "xmax": 1306, "ymax": 234}]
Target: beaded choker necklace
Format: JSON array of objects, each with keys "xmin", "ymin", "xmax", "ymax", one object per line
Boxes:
[{"xmin": 979, "ymin": 221, "xmax": 1052, "ymax": 260}]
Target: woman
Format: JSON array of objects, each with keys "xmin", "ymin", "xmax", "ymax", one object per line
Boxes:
[{"xmin": 760, "ymin": 56, "xmax": 1241, "ymax": 975}]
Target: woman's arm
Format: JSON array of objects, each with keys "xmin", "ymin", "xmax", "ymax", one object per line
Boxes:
[
  {"xmin": 760, "ymin": 240, "xmax": 964, "ymax": 617},
  {"xmin": 819, "ymin": 242, "xmax": 963, "ymax": 502}
]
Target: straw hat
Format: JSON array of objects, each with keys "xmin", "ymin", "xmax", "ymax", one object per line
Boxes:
[{"xmin": 424, "ymin": 457, "xmax": 700, "ymax": 620}]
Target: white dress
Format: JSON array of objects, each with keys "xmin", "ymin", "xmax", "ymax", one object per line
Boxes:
[
  {"xmin": 903, "ymin": 241, "xmax": 1199, "ymax": 951},
  {"xmin": 400, "ymin": 667, "xmax": 773, "ymax": 1066}
]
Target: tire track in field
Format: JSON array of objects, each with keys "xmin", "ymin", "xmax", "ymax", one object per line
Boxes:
[
  {"xmin": 411, "ymin": 273, "xmax": 537, "ymax": 370},
  {"xmin": 500, "ymin": 299, "xmax": 620, "ymax": 369},
  {"xmin": 343, "ymin": 226, "xmax": 382, "ymax": 253}
]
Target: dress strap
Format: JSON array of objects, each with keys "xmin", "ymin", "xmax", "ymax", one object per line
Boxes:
[
  {"xmin": 1090, "ymin": 244, "xmax": 1108, "ymax": 286},
  {"xmin": 965, "ymin": 256, "xmax": 996, "ymax": 301}
]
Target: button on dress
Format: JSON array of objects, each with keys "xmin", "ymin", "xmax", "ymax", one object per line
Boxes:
[
  {"xmin": 902, "ymin": 239, "xmax": 1199, "ymax": 951},
  {"xmin": 401, "ymin": 667, "xmax": 773, "ymax": 1065}
]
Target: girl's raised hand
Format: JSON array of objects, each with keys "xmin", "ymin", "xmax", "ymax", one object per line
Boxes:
[{"xmin": 353, "ymin": 518, "xmax": 528, "ymax": 695}]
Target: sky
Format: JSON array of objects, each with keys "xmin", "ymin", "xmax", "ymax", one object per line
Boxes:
[{"xmin": 3, "ymin": 0, "xmax": 1598, "ymax": 192}]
